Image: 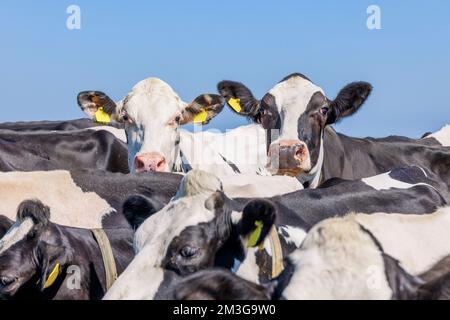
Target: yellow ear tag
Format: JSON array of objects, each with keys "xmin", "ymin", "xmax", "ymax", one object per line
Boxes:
[
  {"xmin": 228, "ymin": 98, "xmax": 242, "ymax": 113},
  {"xmin": 37, "ymin": 262, "xmax": 60, "ymax": 289},
  {"xmin": 193, "ymin": 109, "xmax": 208, "ymax": 125},
  {"xmin": 247, "ymin": 220, "xmax": 263, "ymax": 248},
  {"xmin": 94, "ymin": 106, "xmax": 111, "ymax": 123}
]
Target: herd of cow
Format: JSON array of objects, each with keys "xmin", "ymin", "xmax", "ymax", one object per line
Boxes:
[{"xmin": 0, "ymin": 72, "xmax": 449, "ymax": 300}]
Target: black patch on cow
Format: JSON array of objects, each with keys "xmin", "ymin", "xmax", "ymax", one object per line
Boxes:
[
  {"xmin": 388, "ymin": 166, "xmax": 428, "ymax": 184},
  {"xmin": 278, "ymin": 73, "xmax": 312, "ymax": 83},
  {"xmin": 123, "ymin": 194, "xmax": 165, "ymax": 229},
  {"xmin": 218, "ymin": 153, "xmax": 241, "ymax": 174}
]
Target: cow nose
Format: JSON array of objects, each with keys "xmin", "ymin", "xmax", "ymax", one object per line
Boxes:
[
  {"xmin": 134, "ymin": 153, "xmax": 167, "ymax": 172},
  {"xmin": 267, "ymin": 140, "xmax": 308, "ymax": 175}
]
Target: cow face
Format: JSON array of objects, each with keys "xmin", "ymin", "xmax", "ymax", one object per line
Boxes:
[
  {"xmin": 218, "ymin": 73, "xmax": 372, "ymax": 184},
  {"xmin": 77, "ymin": 78, "xmax": 225, "ymax": 172},
  {"xmin": 0, "ymin": 200, "xmax": 62, "ymax": 298}
]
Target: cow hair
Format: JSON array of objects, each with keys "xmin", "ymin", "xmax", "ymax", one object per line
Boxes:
[{"xmin": 173, "ymin": 170, "xmax": 223, "ymax": 199}]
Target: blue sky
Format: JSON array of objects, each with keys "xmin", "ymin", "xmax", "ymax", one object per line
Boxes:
[{"xmin": 1, "ymin": 0, "xmax": 449, "ymax": 138}]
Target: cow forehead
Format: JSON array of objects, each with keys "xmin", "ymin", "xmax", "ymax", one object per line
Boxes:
[
  {"xmin": 134, "ymin": 194, "xmax": 216, "ymax": 265},
  {"xmin": 268, "ymin": 76, "xmax": 324, "ymax": 115},
  {"xmin": 0, "ymin": 218, "xmax": 34, "ymax": 255},
  {"xmin": 123, "ymin": 77, "xmax": 185, "ymax": 122}
]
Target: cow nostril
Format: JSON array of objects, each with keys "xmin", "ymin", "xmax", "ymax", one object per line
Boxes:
[
  {"xmin": 156, "ymin": 158, "xmax": 166, "ymax": 170},
  {"xmin": 295, "ymin": 145, "xmax": 305, "ymax": 157},
  {"xmin": 134, "ymin": 157, "xmax": 145, "ymax": 170}
]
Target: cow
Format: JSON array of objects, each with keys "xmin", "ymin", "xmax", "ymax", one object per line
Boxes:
[
  {"xmin": 103, "ymin": 166, "xmax": 447, "ymax": 299},
  {"xmin": 0, "ymin": 169, "xmax": 182, "ymax": 230},
  {"xmin": 76, "ymin": 77, "xmax": 270, "ymax": 176},
  {"xmin": 0, "ymin": 129, "xmax": 128, "ymax": 173},
  {"xmin": 274, "ymin": 207, "xmax": 450, "ymax": 299},
  {"xmin": 0, "ymin": 118, "xmax": 103, "ymax": 131},
  {"xmin": 217, "ymin": 74, "xmax": 450, "ymax": 188},
  {"xmin": 0, "ymin": 199, "xmax": 134, "ymax": 300}
]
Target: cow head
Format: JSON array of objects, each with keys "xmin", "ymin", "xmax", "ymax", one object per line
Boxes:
[
  {"xmin": 218, "ymin": 73, "xmax": 372, "ymax": 185},
  {"xmin": 0, "ymin": 200, "xmax": 64, "ymax": 298},
  {"xmin": 105, "ymin": 170, "xmax": 276, "ymax": 299},
  {"xmin": 77, "ymin": 78, "xmax": 225, "ymax": 172}
]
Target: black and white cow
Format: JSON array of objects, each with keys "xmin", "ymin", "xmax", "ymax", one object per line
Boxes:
[
  {"xmin": 0, "ymin": 169, "xmax": 182, "ymax": 231},
  {"xmin": 103, "ymin": 166, "xmax": 447, "ymax": 299},
  {"xmin": 76, "ymin": 78, "xmax": 270, "ymax": 176},
  {"xmin": 218, "ymin": 74, "xmax": 450, "ymax": 188},
  {"xmin": 0, "ymin": 199, "xmax": 134, "ymax": 300},
  {"xmin": 0, "ymin": 128, "xmax": 128, "ymax": 173},
  {"xmin": 272, "ymin": 206, "xmax": 450, "ymax": 299}
]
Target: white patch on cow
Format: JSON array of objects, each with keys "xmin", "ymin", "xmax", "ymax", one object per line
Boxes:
[
  {"xmin": 103, "ymin": 251, "xmax": 165, "ymax": 300},
  {"xmin": 282, "ymin": 215, "xmax": 392, "ymax": 300},
  {"xmin": 298, "ymin": 135, "xmax": 324, "ymax": 188},
  {"xmin": 220, "ymin": 174, "xmax": 303, "ymax": 198},
  {"xmin": 0, "ymin": 171, "xmax": 114, "ymax": 229},
  {"xmin": 269, "ymin": 76, "xmax": 324, "ymax": 142},
  {"xmin": 361, "ymin": 171, "xmax": 431, "ymax": 191},
  {"xmin": 279, "ymin": 225, "xmax": 307, "ymax": 248},
  {"xmin": 235, "ymin": 247, "xmax": 260, "ymax": 284},
  {"xmin": 231, "ymin": 211, "xmax": 243, "ymax": 225},
  {"xmin": 88, "ymin": 126, "xmax": 127, "ymax": 143},
  {"xmin": 425, "ymin": 124, "xmax": 450, "ymax": 146},
  {"xmin": 0, "ymin": 218, "xmax": 34, "ymax": 255},
  {"xmin": 355, "ymin": 207, "xmax": 450, "ymax": 275}
]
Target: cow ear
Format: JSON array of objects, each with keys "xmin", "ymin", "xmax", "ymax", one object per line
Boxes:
[
  {"xmin": 327, "ymin": 82, "xmax": 372, "ymax": 124},
  {"xmin": 176, "ymin": 94, "xmax": 225, "ymax": 126},
  {"xmin": 217, "ymin": 80, "xmax": 261, "ymax": 119},
  {"xmin": 77, "ymin": 91, "xmax": 118, "ymax": 124},
  {"xmin": 237, "ymin": 199, "xmax": 276, "ymax": 248},
  {"xmin": 383, "ymin": 253, "xmax": 425, "ymax": 300},
  {"xmin": 122, "ymin": 195, "xmax": 164, "ymax": 229},
  {"xmin": 36, "ymin": 243, "xmax": 61, "ymax": 292},
  {"xmin": 16, "ymin": 199, "xmax": 50, "ymax": 236}
]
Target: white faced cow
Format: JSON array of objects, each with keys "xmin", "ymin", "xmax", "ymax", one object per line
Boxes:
[
  {"xmin": 77, "ymin": 78, "xmax": 269, "ymax": 176},
  {"xmin": 218, "ymin": 73, "xmax": 450, "ymax": 188}
]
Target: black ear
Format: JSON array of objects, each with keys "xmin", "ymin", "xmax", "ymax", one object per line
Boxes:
[
  {"xmin": 383, "ymin": 253, "xmax": 425, "ymax": 300},
  {"xmin": 16, "ymin": 199, "xmax": 50, "ymax": 235},
  {"xmin": 77, "ymin": 91, "xmax": 117, "ymax": 122},
  {"xmin": 179, "ymin": 94, "xmax": 225, "ymax": 125},
  {"xmin": 327, "ymin": 82, "xmax": 372, "ymax": 124},
  {"xmin": 237, "ymin": 199, "xmax": 276, "ymax": 248},
  {"xmin": 217, "ymin": 80, "xmax": 261, "ymax": 118},
  {"xmin": 123, "ymin": 195, "xmax": 163, "ymax": 229}
]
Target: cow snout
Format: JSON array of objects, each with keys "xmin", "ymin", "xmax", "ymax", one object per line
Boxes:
[
  {"xmin": 267, "ymin": 140, "xmax": 310, "ymax": 176},
  {"xmin": 134, "ymin": 153, "xmax": 167, "ymax": 172}
]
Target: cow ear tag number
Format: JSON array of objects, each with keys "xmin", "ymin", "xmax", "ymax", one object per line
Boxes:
[
  {"xmin": 193, "ymin": 109, "xmax": 208, "ymax": 125},
  {"xmin": 247, "ymin": 220, "xmax": 263, "ymax": 248},
  {"xmin": 95, "ymin": 106, "xmax": 111, "ymax": 123},
  {"xmin": 37, "ymin": 262, "xmax": 60, "ymax": 289},
  {"xmin": 228, "ymin": 98, "xmax": 242, "ymax": 113}
]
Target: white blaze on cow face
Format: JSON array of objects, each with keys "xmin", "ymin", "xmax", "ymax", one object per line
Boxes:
[
  {"xmin": 0, "ymin": 218, "xmax": 33, "ymax": 255},
  {"xmin": 120, "ymin": 78, "xmax": 186, "ymax": 172}
]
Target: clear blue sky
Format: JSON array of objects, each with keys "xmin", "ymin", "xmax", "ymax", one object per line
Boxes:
[{"xmin": 1, "ymin": 0, "xmax": 449, "ymax": 138}]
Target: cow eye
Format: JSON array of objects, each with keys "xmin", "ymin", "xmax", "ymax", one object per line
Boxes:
[
  {"xmin": 180, "ymin": 246, "xmax": 198, "ymax": 258},
  {"xmin": 319, "ymin": 106, "xmax": 329, "ymax": 115}
]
